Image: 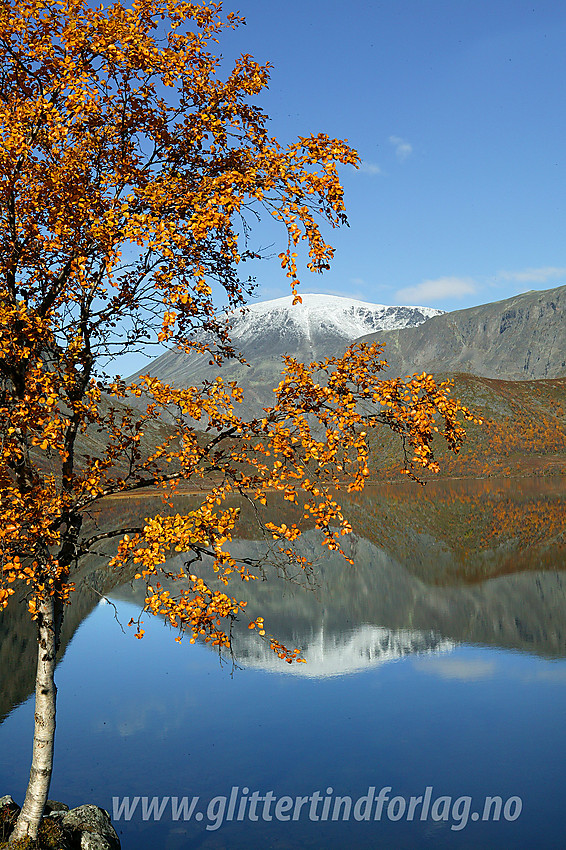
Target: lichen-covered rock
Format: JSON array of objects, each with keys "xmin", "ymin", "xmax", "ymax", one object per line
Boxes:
[
  {"xmin": 0, "ymin": 796, "xmax": 19, "ymax": 839},
  {"xmin": 61, "ymin": 806, "xmax": 120, "ymax": 850},
  {"xmin": 45, "ymin": 800, "xmax": 70, "ymax": 814},
  {"xmin": 81, "ymin": 833, "xmax": 118, "ymax": 850},
  {"xmin": 0, "ymin": 798, "xmax": 120, "ymax": 849}
]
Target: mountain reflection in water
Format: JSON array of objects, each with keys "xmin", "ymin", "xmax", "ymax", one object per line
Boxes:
[
  {"xmin": 2, "ymin": 478, "xmax": 566, "ymax": 849},
  {"xmin": 2, "ymin": 477, "xmax": 566, "ymax": 719},
  {"xmin": 122, "ymin": 519, "xmax": 566, "ymax": 676}
]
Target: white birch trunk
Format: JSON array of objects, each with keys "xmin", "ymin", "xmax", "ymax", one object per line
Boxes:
[{"xmin": 8, "ymin": 594, "xmax": 58, "ymax": 844}]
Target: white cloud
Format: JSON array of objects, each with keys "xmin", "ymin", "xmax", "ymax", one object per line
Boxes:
[
  {"xmin": 395, "ymin": 276, "xmax": 477, "ymax": 303},
  {"xmin": 358, "ymin": 160, "xmax": 383, "ymax": 176},
  {"xmin": 389, "ymin": 135, "xmax": 413, "ymax": 162},
  {"xmin": 413, "ymin": 658, "xmax": 496, "ymax": 681},
  {"xmin": 497, "ymin": 266, "xmax": 566, "ymax": 284}
]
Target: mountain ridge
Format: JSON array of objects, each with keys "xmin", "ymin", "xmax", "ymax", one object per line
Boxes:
[{"xmin": 355, "ymin": 284, "xmax": 566, "ymax": 380}]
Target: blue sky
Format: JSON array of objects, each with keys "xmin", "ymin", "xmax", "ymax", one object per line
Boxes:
[{"xmin": 215, "ymin": 0, "xmax": 566, "ymax": 312}]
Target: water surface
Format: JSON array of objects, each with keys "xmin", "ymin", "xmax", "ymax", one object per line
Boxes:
[{"xmin": 1, "ymin": 479, "xmax": 565, "ymax": 849}]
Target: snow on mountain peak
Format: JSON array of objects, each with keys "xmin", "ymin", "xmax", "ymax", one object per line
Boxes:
[
  {"xmin": 127, "ymin": 293, "xmax": 443, "ymax": 415},
  {"xmin": 229, "ymin": 293, "xmax": 442, "ymax": 344}
]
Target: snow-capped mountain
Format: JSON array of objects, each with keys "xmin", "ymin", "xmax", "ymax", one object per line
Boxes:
[
  {"xmin": 129, "ymin": 293, "xmax": 442, "ymax": 416},
  {"xmin": 228, "ymin": 293, "xmax": 441, "ymax": 352},
  {"xmin": 230, "ymin": 624, "xmax": 454, "ymax": 678}
]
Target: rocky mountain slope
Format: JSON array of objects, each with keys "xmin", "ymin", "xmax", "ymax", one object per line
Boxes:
[{"xmin": 356, "ymin": 284, "xmax": 566, "ymax": 380}]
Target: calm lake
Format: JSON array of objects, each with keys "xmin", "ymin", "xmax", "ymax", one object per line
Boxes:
[{"xmin": 1, "ymin": 478, "xmax": 566, "ymax": 849}]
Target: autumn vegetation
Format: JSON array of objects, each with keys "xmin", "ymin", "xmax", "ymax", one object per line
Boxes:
[
  {"xmin": 368, "ymin": 374, "xmax": 566, "ymax": 481},
  {"xmin": 0, "ymin": 0, "xmax": 476, "ymax": 843}
]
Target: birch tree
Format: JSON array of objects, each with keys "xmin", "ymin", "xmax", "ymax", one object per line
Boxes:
[{"xmin": 0, "ymin": 0, "xmax": 476, "ymax": 841}]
